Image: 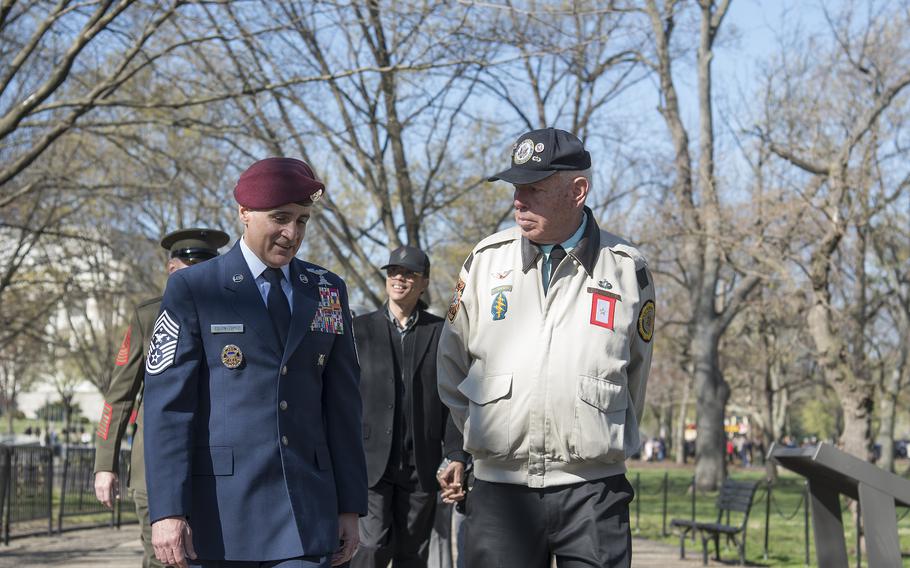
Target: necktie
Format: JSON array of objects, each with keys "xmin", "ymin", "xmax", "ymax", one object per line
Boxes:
[
  {"xmin": 263, "ymin": 267, "xmax": 291, "ymax": 345},
  {"xmin": 544, "ymin": 245, "xmax": 566, "ymax": 295}
]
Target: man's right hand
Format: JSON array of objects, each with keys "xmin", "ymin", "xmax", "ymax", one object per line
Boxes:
[
  {"xmin": 152, "ymin": 516, "xmax": 197, "ymax": 568},
  {"xmin": 93, "ymin": 471, "xmax": 119, "ymax": 509},
  {"xmin": 437, "ymin": 460, "xmax": 466, "ymax": 503}
]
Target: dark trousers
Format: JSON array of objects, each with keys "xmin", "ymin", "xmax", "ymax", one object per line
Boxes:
[
  {"xmin": 349, "ymin": 462, "xmax": 436, "ymax": 568},
  {"xmin": 189, "ymin": 557, "xmax": 327, "ymax": 567},
  {"xmin": 463, "ymin": 475, "xmax": 634, "ymax": 568}
]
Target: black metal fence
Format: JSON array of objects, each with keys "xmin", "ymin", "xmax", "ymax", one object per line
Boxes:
[
  {"xmin": 632, "ymin": 471, "xmax": 910, "ymax": 567},
  {"xmin": 0, "ymin": 445, "xmax": 136, "ymax": 544}
]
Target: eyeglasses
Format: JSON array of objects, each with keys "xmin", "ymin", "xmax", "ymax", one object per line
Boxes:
[{"xmin": 386, "ymin": 267, "xmax": 422, "ymax": 279}]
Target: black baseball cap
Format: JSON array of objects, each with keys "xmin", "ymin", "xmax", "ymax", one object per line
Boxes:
[
  {"xmin": 487, "ymin": 127, "xmax": 591, "ymax": 185},
  {"xmin": 160, "ymin": 228, "xmax": 230, "ymax": 262},
  {"xmin": 381, "ymin": 245, "xmax": 430, "ymax": 277}
]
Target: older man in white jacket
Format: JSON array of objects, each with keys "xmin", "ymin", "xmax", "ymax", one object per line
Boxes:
[{"xmin": 437, "ymin": 128, "xmax": 655, "ymax": 568}]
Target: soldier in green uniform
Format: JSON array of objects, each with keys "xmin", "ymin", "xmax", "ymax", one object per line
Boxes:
[{"xmin": 93, "ymin": 228, "xmax": 230, "ymax": 568}]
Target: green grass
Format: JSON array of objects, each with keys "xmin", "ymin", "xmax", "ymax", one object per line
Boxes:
[{"xmin": 628, "ymin": 465, "xmax": 910, "ymax": 567}]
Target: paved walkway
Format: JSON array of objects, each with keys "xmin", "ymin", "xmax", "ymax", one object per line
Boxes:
[{"xmin": 0, "ymin": 526, "xmax": 721, "ymax": 567}]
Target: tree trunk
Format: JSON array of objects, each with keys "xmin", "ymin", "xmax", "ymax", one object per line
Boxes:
[
  {"xmin": 692, "ymin": 327, "xmax": 728, "ymax": 490},
  {"xmin": 63, "ymin": 396, "xmax": 73, "ymax": 446},
  {"xmin": 660, "ymin": 402, "xmax": 673, "ymax": 457},
  {"xmin": 675, "ymin": 374, "xmax": 692, "ymax": 464},
  {"xmin": 877, "ymin": 365, "xmax": 900, "ymax": 472},
  {"xmin": 880, "ymin": 307, "xmax": 909, "ymax": 471},
  {"xmin": 834, "ymin": 381, "xmax": 874, "ymax": 461},
  {"xmin": 5, "ymin": 399, "xmax": 13, "ymax": 436}
]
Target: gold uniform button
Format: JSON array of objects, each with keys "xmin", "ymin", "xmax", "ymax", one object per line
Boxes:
[
  {"xmin": 281, "ymin": 366, "xmax": 288, "ymax": 376},
  {"xmin": 281, "ymin": 436, "xmax": 289, "ymax": 446},
  {"xmin": 279, "ymin": 400, "xmax": 288, "ymax": 411}
]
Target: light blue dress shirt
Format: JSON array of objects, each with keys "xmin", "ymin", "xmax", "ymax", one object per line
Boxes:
[
  {"xmin": 540, "ymin": 214, "xmax": 587, "ymax": 292},
  {"xmin": 239, "ymin": 237, "xmax": 294, "ymax": 313}
]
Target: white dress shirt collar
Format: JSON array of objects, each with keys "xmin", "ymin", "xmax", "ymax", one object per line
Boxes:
[{"xmin": 239, "ymin": 236, "xmax": 290, "ymax": 281}]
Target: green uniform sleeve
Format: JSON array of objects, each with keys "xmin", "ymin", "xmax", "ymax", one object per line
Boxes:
[{"xmin": 93, "ymin": 307, "xmax": 146, "ymax": 475}]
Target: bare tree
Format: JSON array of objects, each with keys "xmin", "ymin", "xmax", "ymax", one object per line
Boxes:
[
  {"xmin": 762, "ymin": 2, "xmax": 910, "ymax": 460},
  {"xmin": 640, "ymin": 0, "xmax": 773, "ymax": 490},
  {"xmin": 0, "ymin": 329, "xmax": 45, "ymax": 434},
  {"xmin": 0, "ymin": 0, "xmax": 193, "ymax": 206}
]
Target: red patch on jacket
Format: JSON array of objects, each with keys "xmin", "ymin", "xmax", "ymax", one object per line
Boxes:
[
  {"xmin": 115, "ymin": 327, "xmax": 131, "ymax": 366},
  {"xmin": 96, "ymin": 402, "xmax": 113, "ymax": 440},
  {"xmin": 590, "ymin": 292, "xmax": 617, "ymax": 330}
]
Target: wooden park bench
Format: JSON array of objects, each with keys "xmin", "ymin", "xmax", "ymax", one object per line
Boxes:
[{"xmin": 670, "ymin": 478, "xmax": 760, "ymax": 565}]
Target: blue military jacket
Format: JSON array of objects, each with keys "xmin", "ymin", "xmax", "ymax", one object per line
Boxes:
[{"xmin": 143, "ymin": 242, "xmax": 367, "ymax": 561}]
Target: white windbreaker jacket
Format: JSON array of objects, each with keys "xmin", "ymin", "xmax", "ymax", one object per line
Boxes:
[{"xmin": 437, "ymin": 208, "xmax": 655, "ymax": 488}]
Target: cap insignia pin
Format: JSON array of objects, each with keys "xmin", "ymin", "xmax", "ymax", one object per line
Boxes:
[
  {"xmin": 310, "ymin": 188, "xmax": 324, "ymax": 203},
  {"xmin": 534, "ymin": 142, "xmax": 545, "ymax": 152},
  {"xmin": 232, "ymin": 274, "xmax": 243, "ymax": 283},
  {"xmin": 514, "ymin": 139, "xmax": 534, "ymax": 164},
  {"xmin": 221, "ymin": 344, "xmax": 243, "ymax": 369}
]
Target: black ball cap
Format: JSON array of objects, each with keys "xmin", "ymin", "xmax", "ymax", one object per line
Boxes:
[
  {"xmin": 160, "ymin": 228, "xmax": 230, "ymax": 260},
  {"xmin": 487, "ymin": 127, "xmax": 591, "ymax": 185},
  {"xmin": 380, "ymin": 245, "xmax": 430, "ymax": 277}
]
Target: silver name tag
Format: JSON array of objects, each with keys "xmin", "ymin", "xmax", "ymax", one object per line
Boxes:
[{"xmin": 210, "ymin": 324, "xmax": 244, "ymax": 334}]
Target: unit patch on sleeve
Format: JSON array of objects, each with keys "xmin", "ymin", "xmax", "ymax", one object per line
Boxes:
[
  {"xmin": 115, "ymin": 326, "xmax": 131, "ymax": 366},
  {"xmin": 638, "ymin": 300, "xmax": 655, "ymax": 342},
  {"xmin": 310, "ymin": 286, "xmax": 345, "ymax": 334},
  {"xmin": 589, "ymin": 288, "xmax": 620, "ymax": 330},
  {"xmin": 96, "ymin": 402, "xmax": 113, "ymax": 440},
  {"xmin": 146, "ymin": 310, "xmax": 180, "ymax": 375},
  {"xmin": 447, "ymin": 278, "xmax": 466, "ymax": 323}
]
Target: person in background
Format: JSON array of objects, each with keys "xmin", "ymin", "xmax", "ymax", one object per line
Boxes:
[
  {"xmin": 94, "ymin": 228, "xmax": 229, "ymax": 568},
  {"xmin": 349, "ymin": 245, "xmax": 466, "ymax": 568}
]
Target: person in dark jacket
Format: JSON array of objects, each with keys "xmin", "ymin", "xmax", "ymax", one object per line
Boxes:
[{"xmin": 350, "ymin": 246, "xmax": 466, "ymax": 568}]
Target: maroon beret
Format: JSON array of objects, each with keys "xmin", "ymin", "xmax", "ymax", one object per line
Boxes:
[{"xmin": 234, "ymin": 157, "xmax": 325, "ymax": 208}]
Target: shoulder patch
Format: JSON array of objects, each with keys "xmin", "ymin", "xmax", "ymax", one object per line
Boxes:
[
  {"xmin": 636, "ymin": 267, "xmax": 650, "ymax": 290},
  {"xmin": 146, "ymin": 310, "xmax": 180, "ymax": 375},
  {"xmin": 638, "ymin": 300, "xmax": 655, "ymax": 343},
  {"xmin": 447, "ymin": 278, "xmax": 466, "ymax": 323}
]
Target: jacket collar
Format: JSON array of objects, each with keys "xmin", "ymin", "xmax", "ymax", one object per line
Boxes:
[{"xmin": 521, "ymin": 206, "xmax": 600, "ymax": 276}]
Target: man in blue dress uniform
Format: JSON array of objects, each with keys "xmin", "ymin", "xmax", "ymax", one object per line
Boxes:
[{"xmin": 143, "ymin": 158, "xmax": 368, "ymax": 568}]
